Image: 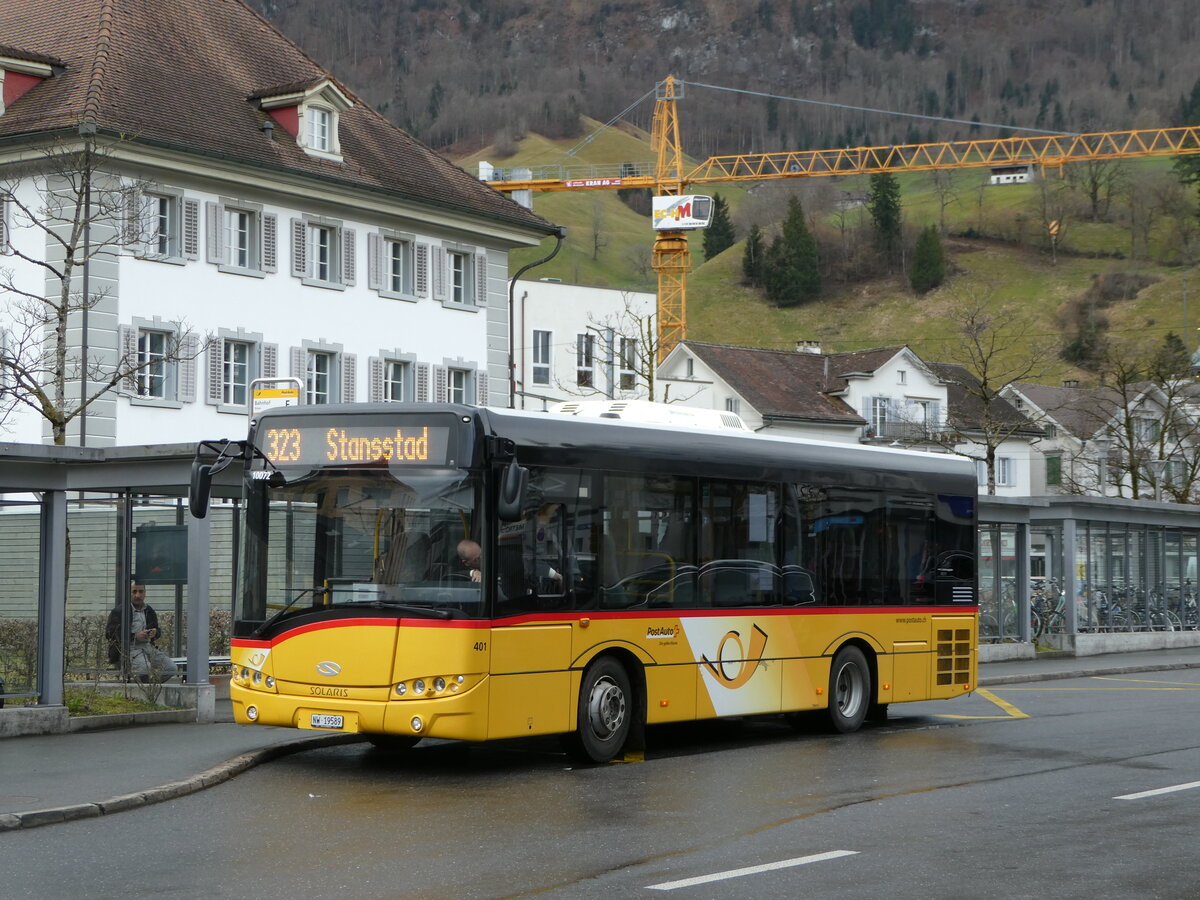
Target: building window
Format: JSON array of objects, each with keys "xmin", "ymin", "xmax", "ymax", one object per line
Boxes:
[
  {"xmin": 871, "ymin": 396, "xmax": 891, "ymax": 431},
  {"xmin": 388, "ymin": 239, "xmax": 410, "ymax": 294},
  {"xmin": 137, "ymin": 330, "xmax": 169, "ymax": 398},
  {"xmin": 576, "ymin": 334, "xmax": 595, "ymax": 387},
  {"xmin": 153, "ymin": 195, "xmax": 177, "ymax": 257},
  {"xmin": 1046, "ymin": 453, "xmax": 1062, "ymax": 486},
  {"xmin": 309, "ymin": 107, "xmax": 331, "ymax": 153},
  {"xmin": 449, "ymin": 251, "xmax": 468, "ymax": 304},
  {"xmin": 532, "ymin": 330, "xmax": 551, "ymax": 385},
  {"xmin": 619, "ymin": 337, "xmax": 637, "ymax": 391},
  {"xmin": 311, "ymin": 224, "xmax": 335, "ymax": 283},
  {"xmin": 448, "ymin": 368, "xmax": 471, "ymax": 404},
  {"xmin": 223, "ymin": 340, "xmax": 251, "ymax": 407},
  {"xmin": 307, "ymin": 351, "xmax": 333, "ymax": 404},
  {"xmin": 897, "ymin": 369, "xmax": 907, "ymax": 385},
  {"xmin": 725, "ymin": 397, "xmax": 740, "ymax": 414},
  {"xmin": 385, "ymin": 360, "xmax": 408, "ymax": 402},
  {"xmin": 207, "ymin": 200, "xmax": 275, "ymax": 276},
  {"xmin": 980, "ymin": 457, "xmax": 1014, "ymax": 487},
  {"xmin": 292, "ymin": 216, "xmax": 352, "ymax": 289}
]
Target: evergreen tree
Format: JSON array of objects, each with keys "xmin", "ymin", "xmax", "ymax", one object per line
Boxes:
[
  {"xmin": 742, "ymin": 223, "xmax": 765, "ymax": 285},
  {"xmin": 762, "ymin": 196, "xmax": 821, "ymax": 307},
  {"xmin": 701, "ymin": 194, "xmax": 736, "ymax": 260},
  {"xmin": 910, "ymin": 225, "xmax": 946, "ymax": 293},
  {"xmin": 868, "ymin": 171, "xmax": 903, "ymax": 264}
]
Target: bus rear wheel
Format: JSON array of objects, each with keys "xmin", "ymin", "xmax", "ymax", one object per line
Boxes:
[
  {"xmin": 568, "ymin": 657, "xmax": 632, "ymax": 763},
  {"xmin": 827, "ymin": 646, "xmax": 870, "ymax": 733}
]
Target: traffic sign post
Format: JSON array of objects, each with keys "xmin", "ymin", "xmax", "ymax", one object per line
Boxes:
[{"xmin": 250, "ymin": 377, "xmax": 302, "ymax": 420}]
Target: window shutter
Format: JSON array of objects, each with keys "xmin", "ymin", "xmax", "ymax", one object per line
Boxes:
[
  {"xmin": 290, "ymin": 346, "xmax": 305, "ymax": 378},
  {"xmin": 434, "ymin": 366, "xmax": 448, "ymax": 402},
  {"xmin": 290, "ymin": 218, "xmax": 307, "ymax": 277},
  {"xmin": 123, "ymin": 187, "xmax": 142, "ymax": 250},
  {"xmin": 476, "ymin": 370, "xmax": 488, "ymax": 407},
  {"xmin": 475, "ymin": 251, "xmax": 488, "ymax": 306},
  {"xmin": 262, "ymin": 214, "xmax": 278, "ymax": 273},
  {"xmin": 415, "ymin": 242, "xmax": 430, "ymax": 298},
  {"xmin": 929, "ymin": 401, "xmax": 942, "ymax": 432},
  {"xmin": 415, "ymin": 362, "xmax": 431, "ymax": 402},
  {"xmin": 182, "ymin": 199, "xmax": 200, "ymax": 260},
  {"xmin": 368, "ymin": 357, "xmax": 383, "ymax": 402},
  {"xmin": 261, "ymin": 343, "xmax": 278, "ymax": 379},
  {"xmin": 119, "ymin": 325, "xmax": 138, "ymax": 393},
  {"xmin": 431, "ymin": 246, "xmax": 447, "ymax": 301},
  {"xmin": 179, "ymin": 333, "xmax": 199, "ymax": 402},
  {"xmin": 205, "ymin": 202, "xmax": 223, "ymax": 264},
  {"xmin": 206, "ymin": 337, "xmax": 224, "ymax": 404},
  {"xmin": 0, "ymin": 198, "xmax": 8, "ymax": 252},
  {"xmin": 341, "ymin": 227, "xmax": 356, "ymax": 286},
  {"xmin": 341, "ymin": 353, "xmax": 357, "ymax": 403},
  {"xmin": 367, "ymin": 233, "xmax": 382, "ymax": 291}
]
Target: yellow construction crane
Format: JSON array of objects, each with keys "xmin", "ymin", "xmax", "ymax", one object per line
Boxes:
[{"xmin": 486, "ymin": 75, "xmax": 1200, "ymax": 361}]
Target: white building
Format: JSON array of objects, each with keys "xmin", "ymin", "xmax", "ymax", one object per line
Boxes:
[
  {"xmin": 659, "ymin": 340, "xmax": 1042, "ymax": 497},
  {"xmin": 0, "ymin": 0, "xmax": 556, "ymax": 447},
  {"xmin": 511, "ymin": 278, "xmax": 656, "ymax": 409}
]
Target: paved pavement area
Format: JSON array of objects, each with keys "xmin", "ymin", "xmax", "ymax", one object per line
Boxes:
[{"xmin": 3, "ymin": 646, "xmax": 1200, "ymax": 830}]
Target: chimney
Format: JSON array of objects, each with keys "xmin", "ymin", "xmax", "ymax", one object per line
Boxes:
[
  {"xmin": 795, "ymin": 340, "xmax": 822, "ymax": 354},
  {"xmin": 1062, "ymin": 379, "xmax": 1079, "ymax": 388}
]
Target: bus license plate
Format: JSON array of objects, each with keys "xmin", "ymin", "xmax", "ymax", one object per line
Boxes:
[{"xmin": 310, "ymin": 713, "xmax": 344, "ymax": 730}]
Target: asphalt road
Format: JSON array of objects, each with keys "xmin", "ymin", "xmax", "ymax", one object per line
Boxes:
[{"xmin": 4, "ymin": 671, "xmax": 1199, "ymax": 899}]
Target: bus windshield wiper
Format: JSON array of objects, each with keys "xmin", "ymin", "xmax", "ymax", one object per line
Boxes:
[
  {"xmin": 356, "ymin": 600, "xmax": 454, "ymax": 619},
  {"xmin": 252, "ymin": 587, "xmax": 320, "ymax": 636}
]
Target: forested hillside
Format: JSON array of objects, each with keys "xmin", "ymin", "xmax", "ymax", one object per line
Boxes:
[{"xmin": 251, "ymin": 0, "xmax": 1200, "ymax": 157}]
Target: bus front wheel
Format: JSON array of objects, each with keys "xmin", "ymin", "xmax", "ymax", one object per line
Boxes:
[
  {"xmin": 827, "ymin": 646, "xmax": 870, "ymax": 734},
  {"xmin": 568, "ymin": 657, "xmax": 633, "ymax": 763}
]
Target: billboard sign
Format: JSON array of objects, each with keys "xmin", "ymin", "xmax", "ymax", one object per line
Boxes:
[{"xmin": 652, "ymin": 195, "xmax": 714, "ymax": 231}]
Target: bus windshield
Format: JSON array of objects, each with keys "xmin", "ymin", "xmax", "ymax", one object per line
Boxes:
[{"xmin": 238, "ymin": 467, "xmax": 482, "ymax": 633}]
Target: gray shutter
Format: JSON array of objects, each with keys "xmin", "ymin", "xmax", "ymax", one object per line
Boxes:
[
  {"xmin": 431, "ymin": 246, "xmax": 447, "ymax": 301},
  {"xmin": 206, "ymin": 337, "xmax": 224, "ymax": 404},
  {"xmin": 182, "ymin": 199, "xmax": 200, "ymax": 260},
  {"xmin": 0, "ymin": 197, "xmax": 8, "ymax": 251},
  {"xmin": 261, "ymin": 343, "xmax": 278, "ymax": 379},
  {"xmin": 123, "ymin": 188, "xmax": 142, "ymax": 250},
  {"xmin": 341, "ymin": 353, "xmax": 357, "ymax": 403},
  {"xmin": 119, "ymin": 325, "xmax": 138, "ymax": 393},
  {"xmin": 262, "ymin": 214, "xmax": 277, "ymax": 273},
  {"xmin": 205, "ymin": 202, "xmax": 223, "ymax": 264},
  {"xmin": 290, "ymin": 218, "xmax": 307, "ymax": 277},
  {"xmin": 368, "ymin": 357, "xmax": 383, "ymax": 401},
  {"xmin": 476, "ymin": 370, "xmax": 488, "ymax": 407},
  {"xmin": 341, "ymin": 227, "xmax": 356, "ymax": 286},
  {"xmin": 290, "ymin": 346, "xmax": 305, "ymax": 378},
  {"xmin": 179, "ymin": 333, "xmax": 199, "ymax": 402},
  {"xmin": 415, "ymin": 243, "xmax": 430, "ymax": 298},
  {"xmin": 475, "ymin": 251, "xmax": 488, "ymax": 306},
  {"xmin": 415, "ymin": 362, "xmax": 431, "ymax": 402},
  {"xmin": 367, "ymin": 233, "xmax": 382, "ymax": 291},
  {"xmin": 929, "ymin": 401, "xmax": 942, "ymax": 433},
  {"xmin": 434, "ymin": 365, "xmax": 448, "ymax": 402}
]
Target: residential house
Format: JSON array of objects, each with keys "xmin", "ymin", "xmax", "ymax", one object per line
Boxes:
[
  {"xmin": 659, "ymin": 340, "xmax": 1041, "ymax": 496},
  {"xmin": 0, "ymin": 0, "xmax": 556, "ymax": 447},
  {"xmin": 511, "ymin": 279, "xmax": 655, "ymax": 409}
]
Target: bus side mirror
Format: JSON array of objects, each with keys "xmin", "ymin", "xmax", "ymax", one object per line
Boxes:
[
  {"xmin": 497, "ymin": 460, "xmax": 528, "ymax": 522},
  {"xmin": 189, "ymin": 460, "xmax": 213, "ymax": 519}
]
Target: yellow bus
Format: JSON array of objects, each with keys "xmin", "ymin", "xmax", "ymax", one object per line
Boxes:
[{"xmin": 191, "ymin": 402, "xmax": 978, "ymax": 762}]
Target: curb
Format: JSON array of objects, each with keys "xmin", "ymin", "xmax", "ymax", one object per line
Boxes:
[
  {"xmin": 0, "ymin": 731, "xmax": 366, "ymax": 832},
  {"xmin": 979, "ymin": 659, "xmax": 1200, "ymax": 687}
]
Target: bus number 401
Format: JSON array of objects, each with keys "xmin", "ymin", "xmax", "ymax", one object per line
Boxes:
[{"xmin": 473, "ymin": 642, "xmax": 487, "ymax": 651}]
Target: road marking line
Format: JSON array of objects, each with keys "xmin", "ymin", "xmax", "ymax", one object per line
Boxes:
[
  {"xmin": 938, "ymin": 688, "xmax": 1028, "ymax": 720},
  {"xmin": 646, "ymin": 850, "xmax": 859, "ymax": 891},
  {"xmin": 1093, "ymin": 677, "xmax": 1200, "ymax": 687},
  {"xmin": 1114, "ymin": 781, "xmax": 1200, "ymax": 801}
]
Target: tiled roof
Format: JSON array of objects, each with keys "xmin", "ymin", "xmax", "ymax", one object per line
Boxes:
[
  {"xmin": 927, "ymin": 362, "xmax": 1041, "ymax": 434},
  {"xmin": 682, "ymin": 342, "xmax": 867, "ymax": 424},
  {"xmin": 0, "ymin": 0, "xmax": 554, "ymax": 235}
]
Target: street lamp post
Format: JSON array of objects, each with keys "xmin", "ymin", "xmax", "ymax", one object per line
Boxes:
[
  {"xmin": 1089, "ymin": 435, "xmax": 1113, "ymax": 497},
  {"xmin": 1150, "ymin": 458, "xmax": 1169, "ymax": 502}
]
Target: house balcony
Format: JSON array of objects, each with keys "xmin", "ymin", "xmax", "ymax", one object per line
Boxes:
[{"xmin": 861, "ymin": 421, "xmax": 953, "ymax": 443}]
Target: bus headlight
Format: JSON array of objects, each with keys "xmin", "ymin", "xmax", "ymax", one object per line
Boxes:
[
  {"xmin": 265, "ymin": 676, "xmax": 275, "ymax": 689},
  {"xmin": 252, "ymin": 670, "xmax": 262, "ymax": 685},
  {"xmin": 410, "ymin": 717, "xmax": 423, "ymax": 732},
  {"xmin": 413, "ymin": 679, "xmax": 426, "ymax": 695},
  {"xmin": 246, "ymin": 706, "xmax": 258, "ymax": 721},
  {"xmin": 433, "ymin": 677, "xmax": 446, "ymax": 692},
  {"xmin": 395, "ymin": 682, "xmax": 407, "ymax": 696}
]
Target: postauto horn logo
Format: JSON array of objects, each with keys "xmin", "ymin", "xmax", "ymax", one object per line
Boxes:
[
  {"xmin": 700, "ymin": 625, "xmax": 768, "ymax": 689},
  {"xmin": 316, "ymin": 661, "xmax": 342, "ymax": 677}
]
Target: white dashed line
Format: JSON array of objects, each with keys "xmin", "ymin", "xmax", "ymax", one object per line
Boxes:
[
  {"xmin": 646, "ymin": 850, "xmax": 859, "ymax": 891},
  {"xmin": 1114, "ymin": 780, "xmax": 1200, "ymax": 801}
]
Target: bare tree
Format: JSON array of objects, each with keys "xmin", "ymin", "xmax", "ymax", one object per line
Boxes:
[
  {"xmin": 926, "ymin": 293, "xmax": 1058, "ymax": 494},
  {"xmin": 0, "ymin": 137, "xmax": 201, "ymax": 444},
  {"xmin": 1065, "ymin": 158, "xmax": 1127, "ymax": 222}
]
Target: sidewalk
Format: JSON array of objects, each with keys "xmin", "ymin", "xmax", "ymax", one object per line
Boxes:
[{"xmin": 4, "ymin": 646, "xmax": 1200, "ymax": 831}]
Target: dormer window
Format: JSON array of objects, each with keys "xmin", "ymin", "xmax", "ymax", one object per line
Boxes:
[
  {"xmin": 1, "ymin": 52, "xmax": 57, "ymax": 116},
  {"xmin": 251, "ymin": 78, "xmax": 352, "ymax": 162}
]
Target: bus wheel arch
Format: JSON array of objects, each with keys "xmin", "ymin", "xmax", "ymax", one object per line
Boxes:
[{"xmin": 566, "ymin": 651, "xmax": 644, "ymax": 763}]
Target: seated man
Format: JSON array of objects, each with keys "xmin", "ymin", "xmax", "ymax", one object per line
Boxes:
[{"xmin": 105, "ymin": 578, "xmax": 178, "ymax": 683}]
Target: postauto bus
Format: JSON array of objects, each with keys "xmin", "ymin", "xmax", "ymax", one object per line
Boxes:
[{"xmin": 190, "ymin": 403, "xmax": 978, "ymax": 762}]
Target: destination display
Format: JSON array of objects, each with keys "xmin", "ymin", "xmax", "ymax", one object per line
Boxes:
[{"xmin": 257, "ymin": 420, "xmax": 454, "ymax": 467}]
